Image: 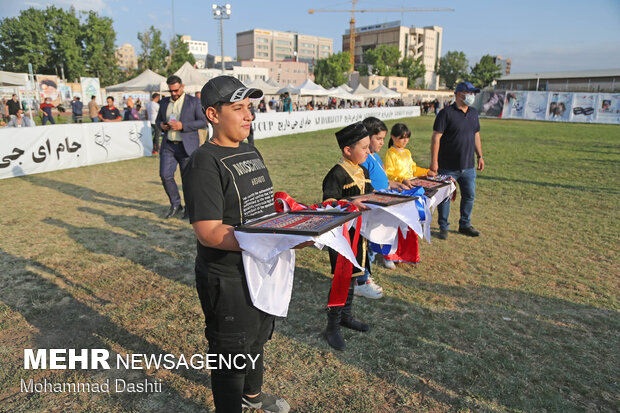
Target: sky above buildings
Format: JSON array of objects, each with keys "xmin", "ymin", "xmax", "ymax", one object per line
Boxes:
[{"xmin": 1, "ymin": 0, "xmax": 619, "ymax": 74}]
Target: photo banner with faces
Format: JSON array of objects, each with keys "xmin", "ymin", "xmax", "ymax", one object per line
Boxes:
[
  {"xmin": 523, "ymin": 91, "xmax": 549, "ymax": 121},
  {"xmin": 595, "ymin": 93, "xmax": 620, "ymax": 124},
  {"xmin": 501, "ymin": 91, "xmax": 526, "ymax": 119},
  {"xmin": 546, "ymin": 92, "xmax": 572, "ymax": 122},
  {"xmin": 36, "ymin": 75, "xmax": 61, "ymax": 105}
]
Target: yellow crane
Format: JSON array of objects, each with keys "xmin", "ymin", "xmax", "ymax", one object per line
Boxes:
[{"xmin": 309, "ymin": 1, "xmax": 454, "ymax": 66}]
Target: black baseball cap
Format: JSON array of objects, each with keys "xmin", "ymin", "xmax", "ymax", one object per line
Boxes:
[{"xmin": 200, "ymin": 76, "xmax": 263, "ymax": 110}]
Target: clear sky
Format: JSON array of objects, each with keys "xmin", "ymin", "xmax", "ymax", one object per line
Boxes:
[{"xmin": 1, "ymin": 0, "xmax": 619, "ymax": 74}]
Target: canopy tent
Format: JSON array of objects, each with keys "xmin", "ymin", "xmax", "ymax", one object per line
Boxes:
[
  {"xmin": 164, "ymin": 62, "xmax": 209, "ymax": 93},
  {"xmin": 326, "ymin": 85, "xmax": 363, "ymax": 101},
  {"xmin": 266, "ymin": 78, "xmax": 281, "ymax": 88},
  {"xmin": 106, "ymin": 69, "xmax": 165, "ymax": 92},
  {"xmin": 339, "ymin": 83, "xmax": 353, "ymax": 92},
  {"xmin": 294, "ymin": 78, "xmax": 329, "ymax": 96},
  {"xmin": 351, "ymin": 84, "xmax": 375, "ymax": 98},
  {"xmin": 245, "ymin": 78, "xmax": 281, "ymax": 95},
  {"xmin": 371, "ymin": 83, "xmax": 402, "ymax": 99},
  {"xmin": 276, "ymin": 83, "xmax": 299, "ymax": 95},
  {"xmin": 0, "ymin": 70, "xmax": 28, "ymax": 87}
]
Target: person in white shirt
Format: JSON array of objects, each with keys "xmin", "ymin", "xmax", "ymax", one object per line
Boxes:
[{"xmin": 147, "ymin": 93, "xmax": 161, "ymax": 154}]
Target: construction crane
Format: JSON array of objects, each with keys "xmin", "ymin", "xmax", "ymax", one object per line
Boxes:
[{"xmin": 309, "ymin": 1, "xmax": 454, "ymax": 67}]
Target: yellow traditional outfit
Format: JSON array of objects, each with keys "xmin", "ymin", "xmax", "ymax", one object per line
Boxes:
[{"xmin": 384, "ymin": 146, "xmax": 429, "ymax": 182}]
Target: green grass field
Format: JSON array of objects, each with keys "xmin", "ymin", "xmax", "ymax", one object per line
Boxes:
[{"xmin": 0, "ymin": 116, "xmax": 618, "ymax": 412}]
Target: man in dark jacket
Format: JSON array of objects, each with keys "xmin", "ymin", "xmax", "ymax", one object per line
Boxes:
[{"xmin": 156, "ymin": 75, "xmax": 207, "ymax": 219}]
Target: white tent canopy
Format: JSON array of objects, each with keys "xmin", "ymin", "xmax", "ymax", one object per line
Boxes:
[
  {"xmin": 0, "ymin": 70, "xmax": 28, "ymax": 87},
  {"xmin": 276, "ymin": 83, "xmax": 299, "ymax": 95},
  {"xmin": 106, "ymin": 69, "xmax": 165, "ymax": 92},
  {"xmin": 164, "ymin": 62, "xmax": 209, "ymax": 93},
  {"xmin": 245, "ymin": 78, "xmax": 280, "ymax": 95},
  {"xmin": 340, "ymin": 83, "xmax": 353, "ymax": 92},
  {"xmin": 326, "ymin": 85, "xmax": 363, "ymax": 101},
  {"xmin": 266, "ymin": 78, "xmax": 281, "ymax": 88},
  {"xmin": 351, "ymin": 83, "xmax": 374, "ymax": 97},
  {"xmin": 294, "ymin": 78, "xmax": 329, "ymax": 96},
  {"xmin": 372, "ymin": 83, "xmax": 401, "ymax": 98}
]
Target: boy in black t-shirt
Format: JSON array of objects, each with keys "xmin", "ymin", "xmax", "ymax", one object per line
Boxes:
[
  {"xmin": 182, "ymin": 76, "xmax": 295, "ymax": 413},
  {"xmin": 321, "ymin": 122, "xmax": 373, "ymax": 351}
]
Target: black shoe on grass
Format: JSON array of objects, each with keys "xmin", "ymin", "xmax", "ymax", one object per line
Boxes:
[
  {"xmin": 458, "ymin": 226, "xmax": 480, "ymax": 237},
  {"xmin": 242, "ymin": 392, "xmax": 290, "ymax": 412}
]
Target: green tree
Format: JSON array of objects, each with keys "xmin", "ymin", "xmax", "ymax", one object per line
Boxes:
[
  {"xmin": 362, "ymin": 45, "xmax": 400, "ymax": 76},
  {"xmin": 468, "ymin": 54, "xmax": 502, "ymax": 89},
  {"xmin": 397, "ymin": 57, "xmax": 425, "ymax": 88},
  {"xmin": 437, "ymin": 51, "xmax": 468, "ymax": 89},
  {"xmin": 137, "ymin": 26, "xmax": 168, "ymax": 74},
  {"xmin": 167, "ymin": 34, "xmax": 195, "ymax": 75},
  {"xmin": 81, "ymin": 11, "xmax": 119, "ymax": 86},
  {"xmin": 314, "ymin": 52, "xmax": 352, "ymax": 88},
  {"xmin": 0, "ymin": 8, "xmax": 53, "ymax": 74},
  {"xmin": 46, "ymin": 6, "xmax": 84, "ymax": 82}
]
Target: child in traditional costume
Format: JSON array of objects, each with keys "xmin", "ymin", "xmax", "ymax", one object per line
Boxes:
[{"xmin": 322, "ymin": 121, "xmax": 373, "ymax": 351}]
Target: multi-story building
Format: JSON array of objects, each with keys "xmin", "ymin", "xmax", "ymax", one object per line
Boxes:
[
  {"xmin": 236, "ymin": 29, "xmax": 333, "ymax": 72},
  {"xmin": 206, "ymin": 54, "xmax": 234, "ymax": 70},
  {"xmin": 343, "ymin": 21, "xmax": 443, "ymax": 90},
  {"xmin": 115, "ymin": 43, "xmax": 138, "ymax": 70},
  {"xmin": 491, "ymin": 56, "xmax": 511, "ymax": 76},
  {"xmin": 358, "ymin": 75, "xmax": 408, "ymax": 93},
  {"xmin": 181, "ymin": 35, "xmax": 208, "ymax": 68},
  {"xmin": 238, "ymin": 61, "xmax": 309, "ymax": 86}
]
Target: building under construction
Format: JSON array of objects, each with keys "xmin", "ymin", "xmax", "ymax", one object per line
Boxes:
[{"xmin": 343, "ymin": 21, "xmax": 443, "ymax": 90}]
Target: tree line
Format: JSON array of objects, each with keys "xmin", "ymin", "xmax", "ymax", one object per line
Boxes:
[
  {"xmin": 0, "ymin": 7, "xmax": 195, "ymax": 87},
  {"xmin": 313, "ymin": 45, "xmax": 502, "ymax": 91}
]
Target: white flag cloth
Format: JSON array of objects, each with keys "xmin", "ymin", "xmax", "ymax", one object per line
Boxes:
[{"xmin": 235, "ymin": 223, "xmax": 363, "ymax": 317}]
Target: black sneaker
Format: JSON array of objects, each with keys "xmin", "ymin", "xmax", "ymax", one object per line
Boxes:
[
  {"xmin": 242, "ymin": 392, "xmax": 290, "ymax": 412},
  {"xmin": 438, "ymin": 229, "xmax": 449, "ymax": 240},
  {"xmin": 458, "ymin": 226, "xmax": 480, "ymax": 237}
]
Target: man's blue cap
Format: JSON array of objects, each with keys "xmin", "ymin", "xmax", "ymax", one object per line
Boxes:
[{"xmin": 455, "ymin": 81, "xmax": 480, "ymax": 93}]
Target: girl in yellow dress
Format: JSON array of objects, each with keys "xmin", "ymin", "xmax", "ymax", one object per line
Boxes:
[{"xmin": 384, "ymin": 123, "xmax": 436, "ymax": 187}]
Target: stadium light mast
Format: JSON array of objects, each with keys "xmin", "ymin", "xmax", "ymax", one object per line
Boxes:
[{"xmin": 212, "ymin": 4, "xmax": 231, "ymax": 74}]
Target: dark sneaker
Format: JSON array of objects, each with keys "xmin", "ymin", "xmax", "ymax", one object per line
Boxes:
[
  {"xmin": 242, "ymin": 392, "xmax": 290, "ymax": 413},
  {"xmin": 458, "ymin": 226, "xmax": 480, "ymax": 237},
  {"xmin": 438, "ymin": 229, "xmax": 449, "ymax": 240}
]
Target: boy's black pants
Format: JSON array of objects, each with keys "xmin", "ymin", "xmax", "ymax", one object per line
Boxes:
[{"xmin": 196, "ymin": 267, "xmax": 275, "ymax": 413}]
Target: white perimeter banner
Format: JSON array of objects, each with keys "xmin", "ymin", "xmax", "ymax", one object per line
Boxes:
[
  {"xmin": 252, "ymin": 106, "xmax": 421, "ymax": 140},
  {"xmin": 0, "ymin": 121, "xmax": 152, "ymax": 180}
]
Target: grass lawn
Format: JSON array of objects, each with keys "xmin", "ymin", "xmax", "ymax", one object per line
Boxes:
[{"xmin": 0, "ymin": 116, "xmax": 618, "ymax": 412}]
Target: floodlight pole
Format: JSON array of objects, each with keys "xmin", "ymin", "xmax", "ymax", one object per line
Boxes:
[{"xmin": 212, "ymin": 4, "xmax": 231, "ymax": 74}]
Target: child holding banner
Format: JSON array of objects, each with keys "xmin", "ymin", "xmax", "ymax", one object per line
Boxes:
[{"xmin": 322, "ymin": 121, "xmax": 373, "ymax": 351}]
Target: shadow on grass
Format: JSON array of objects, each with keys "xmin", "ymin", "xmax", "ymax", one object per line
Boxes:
[
  {"xmin": 20, "ymin": 175, "xmax": 166, "ymax": 214},
  {"xmin": 42, "ymin": 215, "xmax": 195, "ymax": 287},
  {"xmin": 277, "ymin": 266, "xmax": 620, "ymax": 412},
  {"xmin": 0, "ymin": 249, "xmax": 213, "ymax": 412},
  {"xmin": 478, "ymin": 174, "xmax": 620, "ymax": 194}
]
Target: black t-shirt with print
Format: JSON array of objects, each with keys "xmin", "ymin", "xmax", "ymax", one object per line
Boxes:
[{"xmin": 182, "ymin": 141, "xmax": 275, "ymax": 276}]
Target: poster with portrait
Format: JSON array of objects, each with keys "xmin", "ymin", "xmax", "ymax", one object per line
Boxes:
[
  {"xmin": 36, "ymin": 75, "xmax": 61, "ymax": 105},
  {"xmin": 80, "ymin": 77, "xmax": 103, "ymax": 105},
  {"xmin": 59, "ymin": 84, "xmax": 73, "ymax": 102},
  {"xmin": 523, "ymin": 91, "xmax": 549, "ymax": 121},
  {"xmin": 479, "ymin": 91, "xmax": 505, "ymax": 117},
  {"xmin": 594, "ymin": 93, "xmax": 620, "ymax": 124},
  {"xmin": 569, "ymin": 93, "xmax": 598, "ymax": 123},
  {"xmin": 501, "ymin": 91, "xmax": 526, "ymax": 119},
  {"xmin": 546, "ymin": 92, "xmax": 572, "ymax": 121}
]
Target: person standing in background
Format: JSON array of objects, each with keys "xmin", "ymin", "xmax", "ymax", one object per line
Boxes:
[
  {"xmin": 147, "ymin": 93, "xmax": 161, "ymax": 154},
  {"xmin": 88, "ymin": 96, "xmax": 99, "ymax": 122}
]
